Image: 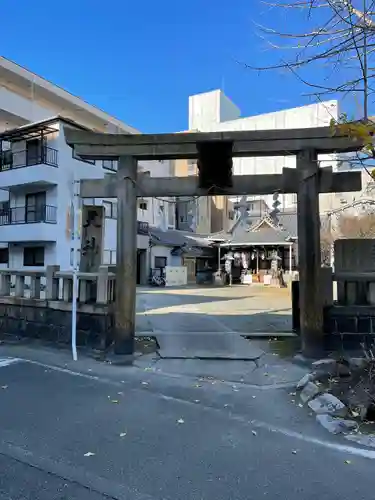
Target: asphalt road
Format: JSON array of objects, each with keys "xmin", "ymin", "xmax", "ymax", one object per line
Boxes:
[{"xmin": 0, "ymin": 350, "xmax": 373, "ymax": 500}]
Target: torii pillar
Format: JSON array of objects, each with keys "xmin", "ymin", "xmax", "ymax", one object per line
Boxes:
[{"xmin": 115, "ymin": 156, "xmax": 138, "ymax": 354}]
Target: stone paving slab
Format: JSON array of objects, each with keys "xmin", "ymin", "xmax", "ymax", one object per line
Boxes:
[
  {"xmin": 136, "ymin": 331, "xmax": 296, "ymax": 338},
  {"xmin": 156, "ymin": 332, "xmax": 264, "ymax": 360},
  {"xmin": 141, "ymin": 357, "xmax": 308, "ymax": 387}
]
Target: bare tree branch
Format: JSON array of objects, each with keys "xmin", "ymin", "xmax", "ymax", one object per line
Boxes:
[{"xmin": 249, "ymin": 0, "xmax": 375, "ymax": 169}]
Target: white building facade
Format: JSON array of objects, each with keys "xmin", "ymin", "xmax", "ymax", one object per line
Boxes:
[
  {"xmin": 0, "ymin": 57, "xmax": 175, "ymax": 278},
  {"xmin": 188, "ymin": 89, "xmax": 341, "ymax": 213}
]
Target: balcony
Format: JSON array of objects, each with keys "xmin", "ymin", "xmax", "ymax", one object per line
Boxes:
[
  {"xmin": 0, "ymin": 205, "xmax": 58, "ymax": 243},
  {"xmin": 0, "ymin": 147, "xmax": 59, "ymax": 189}
]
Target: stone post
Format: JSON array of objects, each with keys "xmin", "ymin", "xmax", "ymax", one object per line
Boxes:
[
  {"xmin": 30, "ymin": 276, "xmax": 41, "ymax": 299},
  {"xmin": 0, "ymin": 273, "xmax": 11, "ymax": 296},
  {"xmin": 96, "ymin": 266, "xmax": 109, "ymax": 304},
  {"xmin": 62, "ymin": 278, "xmax": 73, "ymax": 302},
  {"xmin": 14, "ymin": 275, "xmax": 25, "ymax": 298},
  {"xmin": 46, "ymin": 265, "xmax": 60, "ymax": 300}
]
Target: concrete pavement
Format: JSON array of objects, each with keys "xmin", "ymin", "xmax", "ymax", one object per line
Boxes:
[
  {"xmin": 136, "ymin": 286, "xmax": 294, "ymax": 359},
  {"xmin": 0, "ymin": 346, "xmax": 374, "ymax": 500},
  {"xmin": 136, "ymin": 285, "xmax": 293, "ymax": 335}
]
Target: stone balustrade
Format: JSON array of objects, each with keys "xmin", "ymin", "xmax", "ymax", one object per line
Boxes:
[
  {"xmin": 0, "ymin": 266, "xmax": 116, "ymax": 350},
  {"xmin": 0, "ymin": 266, "xmax": 115, "ymax": 305}
]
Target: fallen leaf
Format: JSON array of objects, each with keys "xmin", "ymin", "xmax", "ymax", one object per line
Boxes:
[
  {"xmin": 1, "ymin": 385, "xmax": 8, "ymax": 389},
  {"xmin": 119, "ymin": 432, "xmax": 127, "ymax": 437},
  {"xmin": 110, "ymin": 399, "xmax": 119, "ymax": 404},
  {"xmin": 84, "ymin": 452, "xmax": 95, "ymax": 457},
  {"xmin": 344, "ymin": 460, "xmax": 351, "ymax": 464},
  {"xmin": 252, "ymin": 430, "xmax": 257, "ymax": 436},
  {"xmin": 177, "ymin": 418, "xmax": 185, "ymax": 424}
]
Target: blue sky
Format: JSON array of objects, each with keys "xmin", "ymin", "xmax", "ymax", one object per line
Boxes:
[{"xmin": 1, "ymin": 0, "xmax": 342, "ymax": 132}]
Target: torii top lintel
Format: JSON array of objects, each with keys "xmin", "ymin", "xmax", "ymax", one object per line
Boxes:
[{"xmin": 64, "ymin": 126, "xmax": 364, "ymax": 161}]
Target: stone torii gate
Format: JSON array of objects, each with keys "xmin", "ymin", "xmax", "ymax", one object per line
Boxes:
[{"xmin": 64, "ymin": 126, "xmax": 363, "ymax": 357}]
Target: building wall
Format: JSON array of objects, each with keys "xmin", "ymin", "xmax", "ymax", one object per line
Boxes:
[
  {"xmin": 149, "ymin": 245, "xmax": 181, "ymax": 269},
  {"xmin": 0, "ymin": 62, "xmax": 172, "ymax": 274},
  {"xmin": 0, "ymin": 116, "xmax": 174, "ymax": 270},
  {"xmin": 188, "ymin": 90, "xmax": 340, "ymax": 211},
  {"xmin": 136, "ymin": 159, "xmax": 175, "ymax": 230},
  {"xmin": 172, "ymin": 158, "xmax": 233, "ymax": 234},
  {"xmin": 8, "ymin": 243, "xmax": 56, "ymax": 269},
  {"xmin": 188, "ymin": 89, "xmax": 240, "ymax": 131},
  {"xmin": 0, "ymin": 86, "xmax": 53, "ymax": 125},
  {"xmin": 0, "ymin": 57, "xmax": 136, "ymax": 133}
]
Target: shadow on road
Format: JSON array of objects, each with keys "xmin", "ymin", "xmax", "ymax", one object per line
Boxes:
[
  {"xmin": 136, "ymin": 310, "xmax": 293, "ymax": 334},
  {"xmin": 137, "ymin": 291, "xmax": 256, "ymax": 310}
]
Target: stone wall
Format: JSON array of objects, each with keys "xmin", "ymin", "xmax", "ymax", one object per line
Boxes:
[{"xmin": 0, "ymin": 298, "xmax": 113, "ymax": 349}]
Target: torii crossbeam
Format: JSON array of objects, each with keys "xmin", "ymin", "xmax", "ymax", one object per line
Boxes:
[{"xmin": 64, "ymin": 126, "xmax": 364, "ymax": 357}]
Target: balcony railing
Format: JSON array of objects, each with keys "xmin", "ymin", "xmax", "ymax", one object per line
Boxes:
[
  {"xmin": 0, "ymin": 205, "xmax": 57, "ymax": 225},
  {"xmin": 0, "ymin": 146, "xmax": 58, "ymax": 171}
]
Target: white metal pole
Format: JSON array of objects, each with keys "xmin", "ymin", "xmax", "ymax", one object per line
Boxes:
[{"xmin": 71, "ymin": 179, "xmax": 79, "ymax": 361}]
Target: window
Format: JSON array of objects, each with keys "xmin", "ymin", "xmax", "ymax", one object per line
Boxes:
[
  {"xmin": 0, "ymin": 201, "xmax": 9, "ymax": 215},
  {"xmin": 154, "ymin": 256, "xmax": 167, "ymax": 268},
  {"xmin": 0, "ymin": 248, "xmax": 8, "ymax": 264},
  {"xmin": 26, "ymin": 139, "xmax": 44, "ymax": 166},
  {"xmin": 23, "ymin": 246, "xmax": 44, "ymax": 266},
  {"xmin": 138, "ymin": 200, "xmax": 148, "ymax": 211},
  {"xmin": 168, "ymin": 199, "xmax": 175, "ymax": 228},
  {"xmin": 102, "ymin": 160, "xmax": 117, "ymax": 172},
  {"xmin": 187, "ymin": 160, "xmax": 196, "ymax": 176},
  {"xmin": 26, "ymin": 191, "xmax": 46, "ymax": 223},
  {"xmin": 103, "ymin": 201, "xmax": 117, "ymax": 219}
]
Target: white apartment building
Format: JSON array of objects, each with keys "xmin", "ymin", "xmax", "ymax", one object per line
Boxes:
[
  {"xmin": 188, "ymin": 89, "xmax": 341, "ymax": 212},
  {"xmin": 0, "ymin": 57, "xmax": 175, "ymax": 279}
]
